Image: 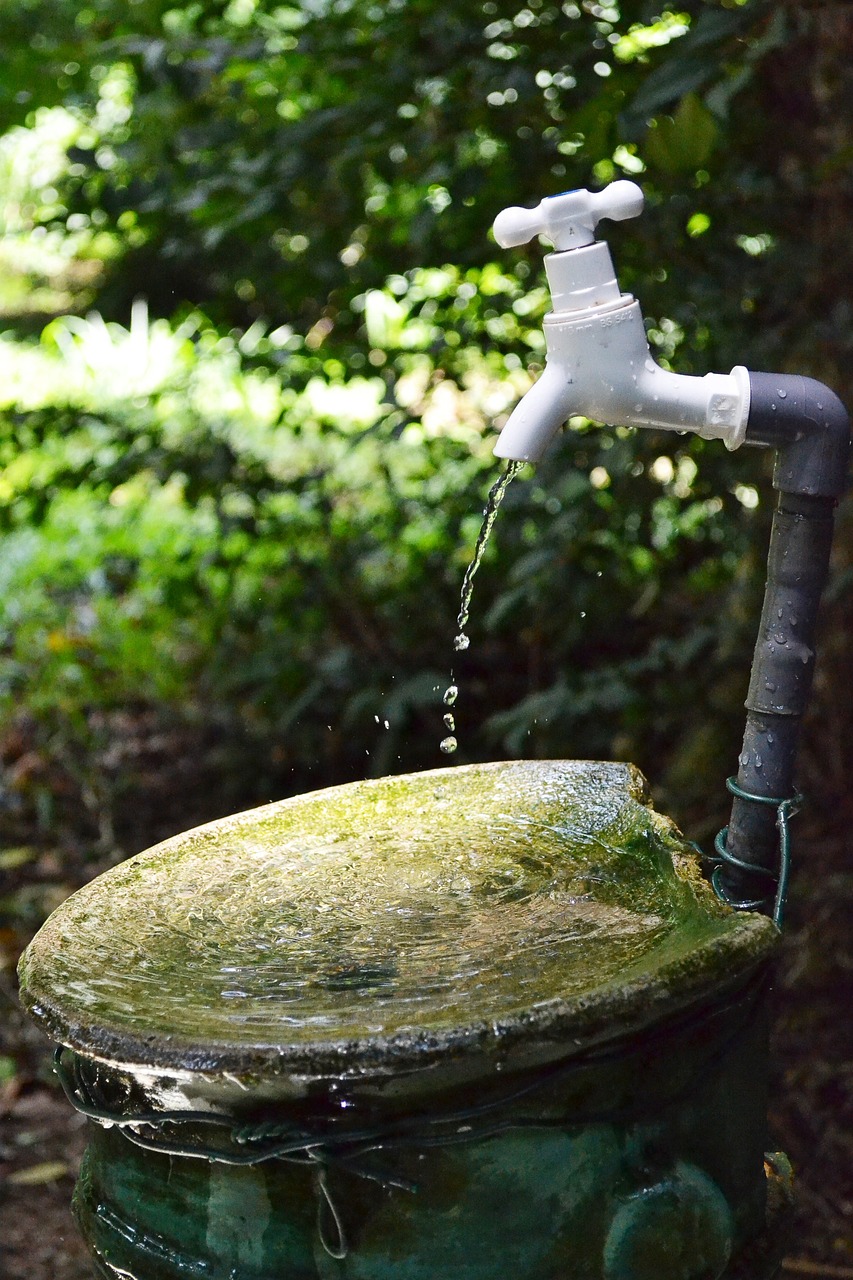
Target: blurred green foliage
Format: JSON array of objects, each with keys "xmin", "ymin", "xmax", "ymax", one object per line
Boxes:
[{"xmin": 0, "ymin": 0, "xmax": 851, "ymax": 850}]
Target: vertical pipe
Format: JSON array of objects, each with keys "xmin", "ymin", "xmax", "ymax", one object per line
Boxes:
[
  {"xmin": 719, "ymin": 493, "xmax": 835, "ymax": 911},
  {"xmin": 715, "ymin": 374, "xmax": 850, "ymax": 918}
]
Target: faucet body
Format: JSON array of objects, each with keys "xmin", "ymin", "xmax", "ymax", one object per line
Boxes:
[
  {"xmin": 492, "ymin": 181, "xmax": 851, "ymax": 922},
  {"xmin": 492, "ymin": 184, "xmax": 749, "ymax": 461}
]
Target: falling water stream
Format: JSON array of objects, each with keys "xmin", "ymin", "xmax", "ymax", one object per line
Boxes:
[{"xmin": 441, "ymin": 459, "xmax": 525, "ymax": 754}]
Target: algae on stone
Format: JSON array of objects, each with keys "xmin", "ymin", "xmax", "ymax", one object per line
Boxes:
[{"xmin": 19, "ymin": 760, "xmax": 778, "ymax": 1078}]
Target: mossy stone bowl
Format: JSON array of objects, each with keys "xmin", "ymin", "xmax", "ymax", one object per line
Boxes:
[{"xmin": 19, "ymin": 760, "xmax": 782, "ymax": 1280}]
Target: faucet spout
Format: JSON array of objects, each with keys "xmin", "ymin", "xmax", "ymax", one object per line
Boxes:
[{"xmin": 493, "ymin": 361, "xmax": 579, "ymax": 462}]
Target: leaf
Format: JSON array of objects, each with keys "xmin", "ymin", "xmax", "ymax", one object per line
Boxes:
[
  {"xmin": 7, "ymin": 1160, "xmax": 70, "ymax": 1186},
  {"xmin": 678, "ymin": 6, "xmax": 760, "ymax": 55},
  {"xmin": 622, "ymin": 5, "xmax": 759, "ymax": 128},
  {"xmin": 644, "ymin": 94, "xmax": 720, "ymax": 174}
]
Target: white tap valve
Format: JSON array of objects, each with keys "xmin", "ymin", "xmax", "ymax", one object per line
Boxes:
[
  {"xmin": 491, "ymin": 179, "xmax": 751, "ymax": 462},
  {"xmin": 493, "ymin": 180, "xmax": 645, "ymax": 252}
]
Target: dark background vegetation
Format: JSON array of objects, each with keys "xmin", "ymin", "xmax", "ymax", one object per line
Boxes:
[{"xmin": 0, "ymin": 0, "xmax": 851, "ymax": 1274}]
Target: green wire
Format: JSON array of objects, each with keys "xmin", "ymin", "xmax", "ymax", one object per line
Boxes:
[{"xmin": 711, "ymin": 777, "xmax": 802, "ymax": 929}]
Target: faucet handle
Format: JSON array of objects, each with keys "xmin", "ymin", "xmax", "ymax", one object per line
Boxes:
[{"xmin": 493, "ymin": 180, "xmax": 644, "ymax": 252}]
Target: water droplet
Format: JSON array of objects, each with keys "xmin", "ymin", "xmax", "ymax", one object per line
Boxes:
[
  {"xmin": 817, "ymin": 402, "xmax": 823, "ymax": 411},
  {"xmin": 767, "ymin": 733, "xmax": 775, "ymax": 745},
  {"xmin": 580, "ymin": 610, "xmax": 587, "ymax": 618},
  {"xmin": 443, "ymin": 713, "xmax": 455, "ymax": 732},
  {"xmin": 754, "ymin": 755, "xmax": 762, "ymax": 769},
  {"xmin": 454, "ymin": 633, "xmax": 470, "ymax": 652},
  {"xmin": 440, "ymin": 736, "xmax": 457, "ymax": 754},
  {"xmin": 778, "ymin": 389, "xmax": 787, "ymax": 399},
  {"xmin": 771, "ymin": 402, "xmax": 777, "ymax": 410},
  {"xmin": 443, "ymin": 685, "xmax": 458, "ymax": 706},
  {"xmin": 777, "ymin": 609, "xmax": 783, "ymax": 619}
]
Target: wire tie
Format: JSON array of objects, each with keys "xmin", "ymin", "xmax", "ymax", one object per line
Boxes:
[
  {"xmin": 311, "ymin": 1155, "xmax": 348, "ymax": 1260},
  {"xmin": 710, "ymin": 777, "xmax": 802, "ymax": 928}
]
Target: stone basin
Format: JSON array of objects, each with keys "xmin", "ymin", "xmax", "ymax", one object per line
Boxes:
[
  {"xmin": 18, "ymin": 760, "xmax": 782, "ymax": 1280},
  {"xmin": 20, "ymin": 759, "xmax": 776, "ymax": 1085}
]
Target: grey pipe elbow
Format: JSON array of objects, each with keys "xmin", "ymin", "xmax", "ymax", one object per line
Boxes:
[{"xmin": 746, "ymin": 373, "xmax": 851, "ymax": 498}]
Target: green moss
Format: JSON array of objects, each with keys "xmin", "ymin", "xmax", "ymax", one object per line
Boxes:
[{"xmin": 19, "ymin": 761, "xmax": 778, "ymax": 1079}]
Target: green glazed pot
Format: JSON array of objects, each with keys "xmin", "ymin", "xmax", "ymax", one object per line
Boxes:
[{"xmin": 19, "ymin": 761, "xmax": 782, "ymax": 1280}]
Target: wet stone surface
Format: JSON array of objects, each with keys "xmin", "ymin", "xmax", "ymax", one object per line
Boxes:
[{"xmin": 18, "ymin": 760, "xmax": 777, "ymax": 1078}]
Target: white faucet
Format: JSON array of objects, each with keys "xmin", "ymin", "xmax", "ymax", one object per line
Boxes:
[{"xmin": 492, "ymin": 180, "xmax": 750, "ymax": 463}]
